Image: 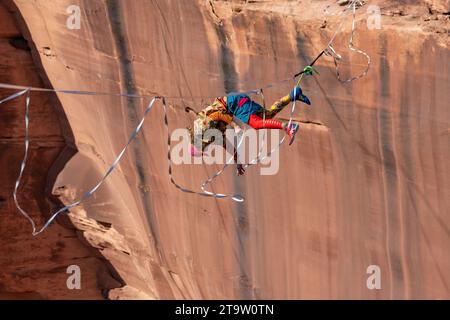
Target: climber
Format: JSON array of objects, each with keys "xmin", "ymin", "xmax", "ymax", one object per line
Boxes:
[{"xmin": 188, "ymin": 86, "xmax": 311, "ymax": 175}]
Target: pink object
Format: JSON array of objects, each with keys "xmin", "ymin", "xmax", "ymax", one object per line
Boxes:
[
  {"xmin": 189, "ymin": 144, "xmax": 203, "ymax": 157},
  {"xmin": 238, "ymin": 97, "xmax": 249, "ymax": 108}
]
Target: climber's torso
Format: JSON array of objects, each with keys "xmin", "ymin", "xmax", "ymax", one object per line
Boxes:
[{"xmin": 198, "ymin": 94, "xmax": 263, "ymax": 132}]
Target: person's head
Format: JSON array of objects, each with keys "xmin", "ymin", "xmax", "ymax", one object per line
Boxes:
[{"xmin": 187, "ymin": 117, "xmax": 227, "ymax": 156}]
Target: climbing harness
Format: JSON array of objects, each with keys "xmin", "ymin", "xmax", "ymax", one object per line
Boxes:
[{"xmin": 0, "ymin": 0, "xmax": 371, "ymax": 235}]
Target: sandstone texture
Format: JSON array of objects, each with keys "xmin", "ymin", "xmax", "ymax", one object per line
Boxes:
[{"xmin": 0, "ymin": 0, "xmax": 448, "ymax": 299}]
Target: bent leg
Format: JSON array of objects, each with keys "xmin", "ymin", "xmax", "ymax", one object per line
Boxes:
[
  {"xmin": 267, "ymin": 94, "xmax": 292, "ymax": 117},
  {"xmin": 255, "ymin": 94, "xmax": 292, "ymax": 119}
]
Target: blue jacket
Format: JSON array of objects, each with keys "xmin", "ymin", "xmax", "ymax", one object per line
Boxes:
[{"xmin": 226, "ymin": 94, "xmax": 263, "ymax": 123}]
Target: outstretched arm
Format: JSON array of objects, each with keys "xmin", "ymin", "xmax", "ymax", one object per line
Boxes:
[
  {"xmin": 231, "ymin": 121, "xmax": 246, "ymax": 175},
  {"xmin": 220, "ymin": 120, "xmax": 246, "ymax": 176}
]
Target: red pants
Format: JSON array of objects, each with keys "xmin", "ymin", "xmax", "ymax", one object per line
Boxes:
[{"xmin": 248, "ymin": 114, "xmax": 283, "ymax": 130}]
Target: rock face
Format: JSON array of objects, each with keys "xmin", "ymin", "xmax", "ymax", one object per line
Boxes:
[
  {"xmin": 1, "ymin": 0, "xmax": 448, "ymax": 299},
  {"xmin": 0, "ymin": 1, "xmax": 121, "ymax": 299}
]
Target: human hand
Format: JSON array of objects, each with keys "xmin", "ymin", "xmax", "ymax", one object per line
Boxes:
[{"xmin": 236, "ymin": 164, "xmax": 246, "ymax": 176}]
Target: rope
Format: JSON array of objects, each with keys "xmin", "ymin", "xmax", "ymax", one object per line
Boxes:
[
  {"xmin": 162, "ymin": 97, "xmax": 245, "ymax": 202},
  {"xmin": 0, "ymin": 1, "xmax": 368, "ymax": 100},
  {"xmin": 325, "ymin": 0, "xmax": 371, "ymax": 83},
  {"xmin": 11, "ymin": 89, "xmax": 36, "ymax": 233},
  {"xmin": 0, "ymin": 0, "xmax": 371, "ymax": 234},
  {"xmin": 199, "ymin": 90, "xmax": 265, "ymax": 198},
  {"xmin": 200, "ymin": 78, "xmax": 304, "ymax": 199},
  {"xmin": 4, "ymin": 90, "xmax": 247, "ymax": 235},
  {"xmin": 7, "ymin": 92, "xmax": 160, "ymax": 235},
  {"xmin": 0, "ymin": 82, "xmax": 149, "ymax": 99},
  {"xmin": 190, "ymin": 1, "xmax": 369, "ymax": 198}
]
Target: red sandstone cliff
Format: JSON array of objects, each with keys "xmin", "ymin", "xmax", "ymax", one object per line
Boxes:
[{"xmin": 0, "ymin": 0, "xmax": 449, "ymax": 299}]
